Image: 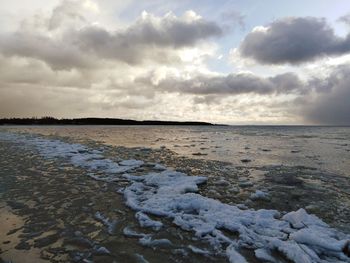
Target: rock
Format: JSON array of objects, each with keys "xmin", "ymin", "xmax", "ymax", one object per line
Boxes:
[
  {"xmin": 7, "ymin": 201, "xmax": 26, "ymax": 209},
  {"xmin": 239, "ymin": 181, "xmax": 253, "ymax": 188},
  {"xmin": 65, "ymin": 237, "xmax": 93, "ymax": 249},
  {"xmin": 213, "ymin": 179, "xmax": 230, "ymax": 186},
  {"xmin": 74, "ymin": 231, "xmax": 83, "ymax": 237},
  {"xmin": 261, "ymin": 149, "xmax": 271, "ymax": 152},
  {"xmin": 192, "ymin": 152, "xmax": 208, "ymax": 156}
]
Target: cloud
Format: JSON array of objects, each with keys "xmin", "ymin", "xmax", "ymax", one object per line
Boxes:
[
  {"xmin": 238, "ymin": 17, "xmax": 350, "ymax": 65},
  {"xmin": 0, "ymin": 32, "xmax": 94, "ymax": 70},
  {"xmin": 302, "ymin": 65, "xmax": 350, "ymax": 125},
  {"xmin": 139, "ymin": 71, "xmax": 304, "ymax": 96},
  {"xmin": 48, "ymin": 0, "xmax": 99, "ymax": 30},
  {"xmin": 338, "ymin": 13, "xmax": 350, "ymax": 27},
  {"xmin": 0, "ymin": 1, "xmax": 222, "ymax": 69},
  {"xmin": 73, "ymin": 11, "xmax": 222, "ymax": 64},
  {"xmin": 221, "ymin": 10, "xmax": 245, "ymax": 30}
]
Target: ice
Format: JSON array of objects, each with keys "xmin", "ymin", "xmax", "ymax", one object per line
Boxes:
[
  {"xmin": 0, "ymin": 132, "xmax": 143, "ymax": 181},
  {"xmin": 291, "ymin": 228, "xmax": 349, "ymax": 254},
  {"xmin": 154, "ymin": 163, "xmax": 167, "ymax": 171},
  {"xmin": 138, "ymin": 236, "xmax": 173, "ymax": 248},
  {"xmin": 254, "ymin": 248, "xmax": 277, "ymax": 262},
  {"xmin": 135, "ymin": 211, "xmax": 163, "ymax": 231},
  {"xmin": 122, "ymin": 226, "xmax": 148, "ymax": 238},
  {"xmin": 188, "ymin": 245, "xmax": 211, "ymax": 255},
  {"xmin": 94, "ymin": 212, "xmax": 118, "ymax": 235},
  {"xmin": 214, "ymin": 178, "xmax": 230, "ymax": 186},
  {"xmin": 226, "ymin": 244, "xmax": 248, "ymax": 263},
  {"xmin": 134, "ymin": 253, "xmax": 149, "ymax": 263},
  {"xmin": 250, "ymin": 190, "xmax": 269, "ymax": 201},
  {"xmin": 120, "ymin": 159, "xmax": 144, "ymax": 166},
  {"xmin": 282, "ymin": 208, "xmax": 328, "ymax": 229},
  {"xmin": 93, "ymin": 246, "xmax": 111, "ymax": 255},
  {"xmin": 124, "ymin": 170, "xmax": 350, "ymax": 262}
]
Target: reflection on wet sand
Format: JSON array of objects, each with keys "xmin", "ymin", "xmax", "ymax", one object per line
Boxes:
[{"xmin": 0, "ymin": 204, "xmax": 47, "ymax": 263}]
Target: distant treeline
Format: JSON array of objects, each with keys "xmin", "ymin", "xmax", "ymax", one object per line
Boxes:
[{"xmin": 0, "ymin": 117, "xmax": 217, "ymax": 126}]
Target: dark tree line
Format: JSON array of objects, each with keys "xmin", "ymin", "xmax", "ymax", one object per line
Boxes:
[{"xmin": 0, "ymin": 117, "xmax": 217, "ymax": 126}]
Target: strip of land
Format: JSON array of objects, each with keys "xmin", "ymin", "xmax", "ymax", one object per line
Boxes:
[{"xmin": 0, "ymin": 117, "xmax": 220, "ymax": 126}]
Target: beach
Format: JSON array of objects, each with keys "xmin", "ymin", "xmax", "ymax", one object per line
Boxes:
[{"xmin": 1, "ymin": 126, "xmax": 350, "ymax": 262}]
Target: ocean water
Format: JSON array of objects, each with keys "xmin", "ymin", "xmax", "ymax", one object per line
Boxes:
[{"xmin": 1, "ymin": 126, "xmax": 350, "ymax": 263}]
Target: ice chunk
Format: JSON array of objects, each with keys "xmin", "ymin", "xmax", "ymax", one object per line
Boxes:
[
  {"xmin": 154, "ymin": 164, "xmax": 166, "ymax": 171},
  {"xmin": 93, "ymin": 246, "xmax": 110, "ymax": 255},
  {"xmin": 135, "ymin": 212, "xmax": 163, "ymax": 231},
  {"xmin": 123, "ymin": 226, "xmax": 148, "ymax": 238},
  {"xmin": 250, "ymin": 190, "xmax": 269, "ymax": 201},
  {"xmin": 226, "ymin": 244, "xmax": 248, "ymax": 263},
  {"xmin": 282, "ymin": 208, "xmax": 328, "ymax": 229},
  {"xmin": 120, "ymin": 159, "xmax": 144, "ymax": 167},
  {"xmin": 254, "ymin": 248, "xmax": 277, "ymax": 262},
  {"xmin": 134, "ymin": 253, "xmax": 149, "ymax": 263},
  {"xmin": 139, "ymin": 236, "xmax": 173, "ymax": 248},
  {"xmin": 188, "ymin": 245, "xmax": 211, "ymax": 255},
  {"xmin": 94, "ymin": 212, "xmax": 118, "ymax": 235}
]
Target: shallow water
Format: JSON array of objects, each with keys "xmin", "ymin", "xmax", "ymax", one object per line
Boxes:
[
  {"xmin": 6, "ymin": 125, "xmax": 350, "ymax": 176},
  {"xmin": 1, "ymin": 126, "xmax": 350, "ymax": 263}
]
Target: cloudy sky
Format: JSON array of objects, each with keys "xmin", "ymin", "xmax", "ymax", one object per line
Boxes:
[{"xmin": 1, "ymin": 0, "xmax": 350, "ymax": 125}]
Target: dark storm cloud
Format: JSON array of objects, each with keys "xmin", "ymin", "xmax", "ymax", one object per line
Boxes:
[
  {"xmin": 138, "ymin": 71, "xmax": 304, "ymax": 95},
  {"xmin": 0, "ymin": 8, "xmax": 222, "ymax": 69},
  {"xmin": 239, "ymin": 17, "xmax": 350, "ymax": 64},
  {"xmin": 303, "ymin": 65, "xmax": 350, "ymax": 125},
  {"xmin": 0, "ymin": 32, "xmax": 92, "ymax": 70},
  {"xmin": 74, "ymin": 14, "xmax": 222, "ymax": 64}
]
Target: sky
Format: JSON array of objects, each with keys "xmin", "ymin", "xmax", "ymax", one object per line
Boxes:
[{"xmin": 0, "ymin": 0, "xmax": 350, "ymax": 125}]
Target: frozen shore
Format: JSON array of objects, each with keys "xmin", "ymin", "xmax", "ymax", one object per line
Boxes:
[{"xmin": 1, "ymin": 131, "xmax": 350, "ymax": 262}]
